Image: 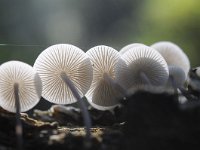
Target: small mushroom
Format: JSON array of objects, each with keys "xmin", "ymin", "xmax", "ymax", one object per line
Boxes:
[
  {"xmin": 116, "ymin": 46, "xmax": 169, "ymax": 92},
  {"xmin": 0, "ymin": 61, "xmax": 42, "ymax": 112},
  {"xmin": 119, "ymin": 43, "xmax": 146, "ymax": 54},
  {"xmin": 33, "ymin": 44, "xmax": 93, "ymax": 139},
  {"xmin": 0, "ymin": 60, "xmax": 42, "ymax": 150},
  {"xmin": 168, "ymin": 66, "xmax": 186, "ymax": 89},
  {"xmin": 188, "ymin": 67, "xmax": 200, "ymax": 93},
  {"xmin": 151, "ymin": 41, "xmax": 190, "ymax": 77},
  {"xmin": 85, "ymin": 45, "xmax": 127, "ymax": 110},
  {"xmin": 194, "ymin": 67, "xmax": 200, "ymax": 78}
]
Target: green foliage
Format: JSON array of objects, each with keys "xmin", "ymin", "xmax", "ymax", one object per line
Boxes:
[
  {"xmin": 0, "ymin": 0, "xmax": 199, "ymax": 66},
  {"xmin": 136, "ymin": 0, "xmax": 200, "ymax": 66}
]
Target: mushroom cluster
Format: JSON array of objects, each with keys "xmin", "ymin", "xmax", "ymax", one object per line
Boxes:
[
  {"xmin": 0, "ymin": 41, "xmax": 191, "ymax": 111},
  {"xmin": 0, "ymin": 41, "xmax": 191, "ymax": 148}
]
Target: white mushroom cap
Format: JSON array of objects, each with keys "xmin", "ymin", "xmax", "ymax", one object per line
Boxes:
[
  {"xmin": 151, "ymin": 41, "xmax": 190, "ymax": 77},
  {"xmin": 0, "ymin": 61, "xmax": 42, "ymax": 112},
  {"xmin": 116, "ymin": 46, "xmax": 169, "ymax": 90},
  {"xmin": 33, "ymin": 44, "xmax": 93, "ymax": 104},
  {"xmin": 119, "ymin": 43, "xmax": 146, "ymax": 54},
  {"xmin": 85, "ymin": 45, "xmax": 126, "ymax": 110}
]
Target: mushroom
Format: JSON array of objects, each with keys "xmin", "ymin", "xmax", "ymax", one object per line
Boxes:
[
  {"xmin": 151, "ymin": 41, "xmax": 190, "ymax": 77},
  {"xmin": 119, "ymin": 43, "xmax": 146, "ymax": 54},
  {"xmin": 33, "ymin": 44, "xmax": 93, "ymax": 139},
  {"xmin": 151, "ymin": 41, "xmax": 190, "ymax": 93},
  {"xmin": 187, "ymin": 67, "xmax": 200, "ymax": 93},
  {"xmin": 196, "ymin": 67, "xmax": 200, "ymax": 77},
  {"xmin": 0, "ymin": 60, "xmax": 42, "ymax": 150},
  {"xmin": 85, "ymin": 45, "xmax": 127, "ymax": 110},
  {"xmin": 168, "ymin": 66, "xmax": 186, "ymax": 89},
  {"xmin": 116, "ymin": 46, "xmax": 169, "ymax": 93}
]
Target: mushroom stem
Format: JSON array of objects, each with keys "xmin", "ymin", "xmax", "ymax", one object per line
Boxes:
[
  {"xmin": 14, "ymin": 83, "xmax": 23, "ymax": 150},
  {"xmin": 103, "ymin": 73, "xmax": 127, "ymax": 97},
  {"xmin": 140, "ymin": 72, "xmax": 152, "ymax": 85},
  {"xmin": 60, "ymin": 72, "xmax": 91, "ymax": 140}
]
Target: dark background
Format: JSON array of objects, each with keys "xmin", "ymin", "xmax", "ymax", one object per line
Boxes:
[{"xmin": 0, "ymin": 0, "xmax": 199, "ymax": 66}]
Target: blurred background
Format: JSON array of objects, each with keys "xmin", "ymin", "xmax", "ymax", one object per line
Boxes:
[
  {"xmin": 0, "ymin": 0, "xmax": 199, "ymax": 112},
  {"xmin": 0, "ymin": 0, "xmax": 199, "ymax": 66}
]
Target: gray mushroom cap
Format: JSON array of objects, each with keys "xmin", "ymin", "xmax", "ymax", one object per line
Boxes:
[
  {"xmin": 116, "ymin": 46, "xmax": 169, "ymax": 91},
  {"xmin": 33, "ymin": 44, "xmax": 93, "ymax": 104},
  {"xmin": 85, "ymin": 45, "xmax": 126, "ymax": 110},
  {"xmin": 195, "ymin": 67, "xmax": 200, "ymax": 77},
  {"xmin": 188, "ymin": 67, "xmax": 200, "ymax": 92},
  {"xmin": 168, "ymin": 66, "xmax": 186, "ymax": 88},
  {"xmin": 151, "ymin": 41, "xmax": 190, "ymax": 77},
  {"xmin": 0, "ymin": 61, "xmax": 42, "ymax": 112}
]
